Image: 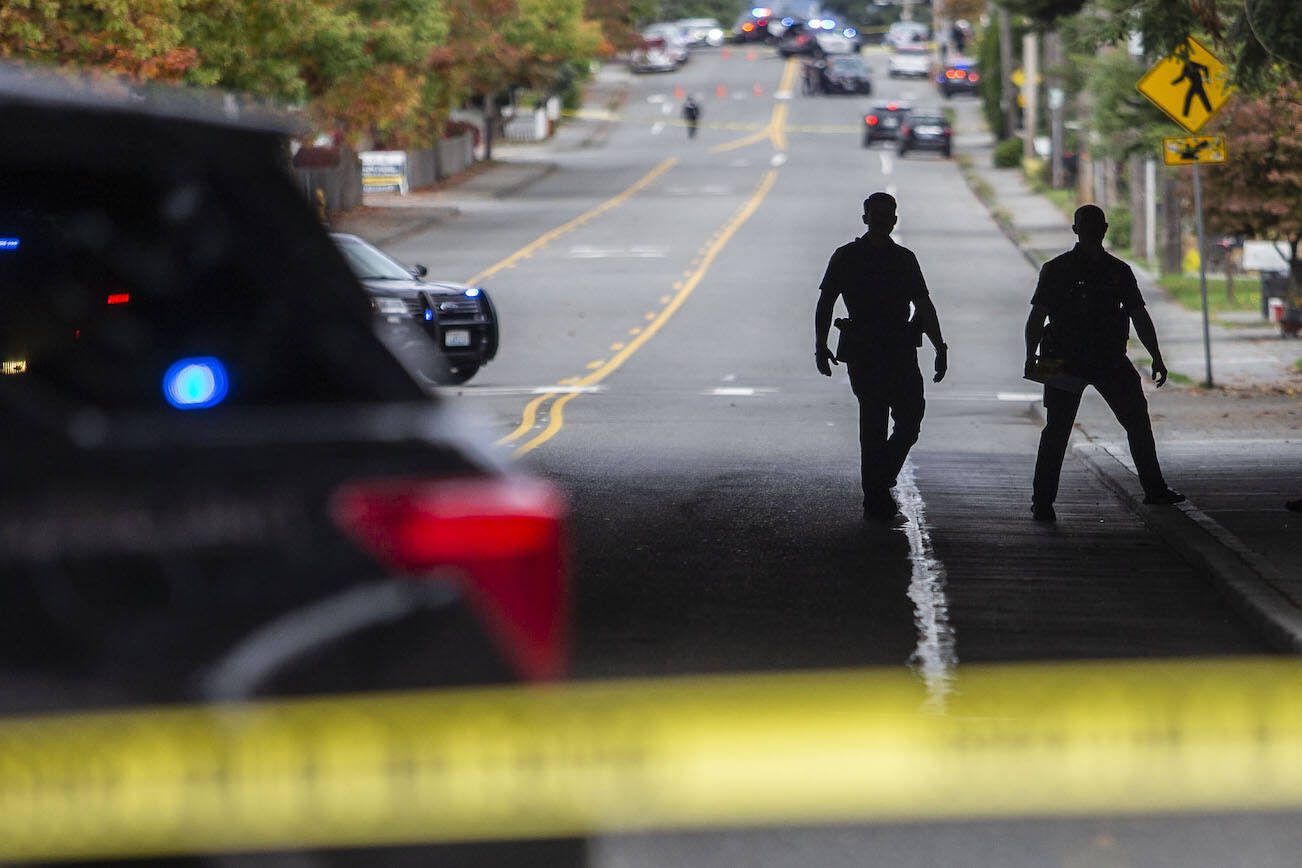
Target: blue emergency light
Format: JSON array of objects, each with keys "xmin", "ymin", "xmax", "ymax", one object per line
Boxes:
[{"xmin": 163, "ymin": 357, "xmax": 229, "ymax": 409}]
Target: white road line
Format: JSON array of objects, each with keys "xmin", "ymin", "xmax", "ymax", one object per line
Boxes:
[
  {"xmin": 897, "ymin": 459, "xmax": 957, "ymax": 712},
  {"xmin": 775, "ymin": 90, "xmax": 793, "ymax": 100},
  {"xmin": 661, "ymin": 103, "xmax": 672, "ymax": 115},
  {"xmin": 708, "ymin": 387, "xmax": 757, "ymax": 396},
  {"xmin": 879, "ymin": 152, "xmax": 894, "ymax": 175},
  {"xmin": 651, "ymin": 122, "xmax": 666, "ymax": 135},
  {"xmin": 647, "ymin": 94, "xmax": 667, "ymax": 103},
  {"xmin": 770, "ymin": 153, "xmax": 788, "ymax": 166},
  {"xmin": 997, "ymin": 392, "xmax": 1043, "ymax": 402},
  {"xmin": 885, "ymin": 183, "xmax": 897, "ymax": 196},
  {"xmin": 567, "ymin": 245, "xmax": 669, "ymax": 259}
]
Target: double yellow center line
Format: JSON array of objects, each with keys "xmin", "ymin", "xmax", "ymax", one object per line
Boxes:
[{"xmin": 709, "ymin": 57, "xmax": 799, "ymax": 155}]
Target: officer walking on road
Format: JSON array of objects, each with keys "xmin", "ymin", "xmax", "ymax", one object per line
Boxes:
[
  {"xmin": 815, "ymin": 192, "xmax": 948, "ymax": 525},
  {"xmin": 1024, "ymin": 204, "xmax": 1185, "ymax": 521},
  {"xmin": 682, "ymin": 95, "xmax": 701, "ymax": 138}
]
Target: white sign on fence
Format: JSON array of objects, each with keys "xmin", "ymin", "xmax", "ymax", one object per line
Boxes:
[{"xmin": 360, "ymin": 150, "xmax": 407, "ymax": 194}]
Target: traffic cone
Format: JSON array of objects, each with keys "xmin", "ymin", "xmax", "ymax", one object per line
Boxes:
[
  {"xmin": 752, "ymin": 83, "xmax": 763, "ymax": 96},
  {"xmin": 674, "ymin": 85, "xmax": 685, "ymax": 99},
  {"xmin": 715, "ymin": 83, "xmax": 728, "ymax": 98}
]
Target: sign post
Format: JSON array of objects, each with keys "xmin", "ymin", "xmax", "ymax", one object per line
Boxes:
[{"xmin": 1137, "ymin": 37, "xmax": 1233, "ymax": 388}]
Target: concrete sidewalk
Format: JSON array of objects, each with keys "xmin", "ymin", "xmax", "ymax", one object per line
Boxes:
[{"xmin": 952, "ymin": 109, "xmax": 1302, "ymax": 652}]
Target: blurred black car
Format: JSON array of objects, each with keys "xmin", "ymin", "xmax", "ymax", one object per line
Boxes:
[
  {"xmin": 897, "ymin": 112, "xmax": 953, "ymax": 157},
  {"xmin": 0, "ymin": 67, "xmax": 578, "ymax": 866},
  {"xmin": 820, "ymin": 55, "xmax": 872, "ymax": 94},
  {"xmin": 937, "ymin": 58, "xmax": 980, "ymax": 97},
  {"xmin": 333, "ymin": 233, "xmax": 498, "ymax": 385},
  {"xmin": 862, "ymin": 100, "xmax": 911, "ymax": 145}
]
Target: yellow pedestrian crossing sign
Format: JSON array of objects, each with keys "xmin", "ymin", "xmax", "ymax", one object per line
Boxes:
[
  {"xmin": 1162, "ymin": 135, "xmax": 1227, "ymax": 166},
  {"xmin": 1136, "ymin": 36, "xmax": 1233, "ymax": 133}
]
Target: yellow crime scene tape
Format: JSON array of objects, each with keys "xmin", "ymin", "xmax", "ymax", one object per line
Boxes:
[{"xmin": 2, "ymin": 657, "xmax": 1302, "ymax": 861}]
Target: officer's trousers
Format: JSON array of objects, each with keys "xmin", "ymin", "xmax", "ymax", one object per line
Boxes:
[
  {"xmin": 1032, "ymin": 361, "xmax": 1168, "ymax": 506},
  {"xmin": 848, "ymin": 357, "xmax": 925, "ymax": 506}
]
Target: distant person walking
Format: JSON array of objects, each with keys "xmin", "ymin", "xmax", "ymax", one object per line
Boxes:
[
  {"xmin": 815, "ymin": 192, "xmax": 948, "ymax": 525},
  {"xmin": 682, "ymin": 96, "xmax": 701, "ymax": 138},
  {"xmin": 1024, "ymin": 204, "xmax": 1185, "ymax": 522}
]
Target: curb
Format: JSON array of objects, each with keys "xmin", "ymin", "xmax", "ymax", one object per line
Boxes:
[
  {"xmin": 1072, "ymin": 441, "xmax": 1302, "ymax": 652},
  {"xmin": 953, "ymin": 156, "xmax": 1044, "ymax": 273},
  {"xmin": 488, "ymin": 161, "xmax": 558, "ymax": 198}
]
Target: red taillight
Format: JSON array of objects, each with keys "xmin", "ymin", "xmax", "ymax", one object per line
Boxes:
[
  {"xmin": 866, "ymin": 114, "xmax": 879, "ymax": 125},
  {"xmin": 968, "ymin": 72, "xmax": 980, "ymax": 82},
  {"xmin": 945, "ymin": 69, "xmax": 958, "ymax": 79},
  {"xmin": 106, "ymin": 293, "xmax": 130, "ymax": 305},
  {"xmin": 742, "ymin": 22, "xmax": 754, "ymax": 32},
  {"xmin": 886, "ymin": 102, "xmax": 898, "ymax": 110},
  {"xmin": 332, "ymin": 477, "xmax": 570, "ymax": 681}
]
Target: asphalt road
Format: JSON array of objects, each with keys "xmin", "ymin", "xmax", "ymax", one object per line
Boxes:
[{"xmin": 382, "ymin": 46, "xmax": 1292, "ymax": 866}]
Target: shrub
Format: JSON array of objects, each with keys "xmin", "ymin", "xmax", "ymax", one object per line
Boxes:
[
  {"xmin": 1108, "ymin": 207, "xmax": 1132, "ymax": 249},
  {"xmin": 993, "ymin": 137, "xmax": 1022, "ymax": 168}
]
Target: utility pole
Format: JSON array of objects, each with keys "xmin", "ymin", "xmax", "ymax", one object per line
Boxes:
[
  {"xmin": 998, "ymin": 6, "xmax": 1015, "ymax": 139},
  {"xmin": 1046, "ymin": 31, "xmax": 1065, "ymax": 188},
  {"xmin": 1021, "ymin": 30, "xmax": 1039, "ymax": 163}
]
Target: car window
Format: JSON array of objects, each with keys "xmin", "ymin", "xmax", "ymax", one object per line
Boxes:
[
  {"xmin": 335, "ymin": 237, "xmax": 413, "ymax": 281},
  {"xmin": 0, "ymin": 167, "xmax": 421, "ymax": 411}
]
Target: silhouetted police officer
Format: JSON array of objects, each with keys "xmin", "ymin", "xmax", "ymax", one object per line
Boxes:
[
  {"xmin": 816, "ymin": 192, "xmax": 947, "ymax": 525},
  {"xmin": 1025, "ymin": 204, "xmax": 1184, "ymax": 521}
]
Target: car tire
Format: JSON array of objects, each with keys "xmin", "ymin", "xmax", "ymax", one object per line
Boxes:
[
  {"xmin": 942, "ymin": 146, "xmax": 952, "ymax": 158},
  {"xmin": 863, "ymin": 135, "xmax": 872, "ymax": 148},
  {"xmin": 443, "ymin": 361, "xmax": 481, "ymax": 385}
]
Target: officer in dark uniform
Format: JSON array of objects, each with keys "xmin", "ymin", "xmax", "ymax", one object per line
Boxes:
[
  {"xmin": 815, "ymin": 192, "xmax": 947, "ymax": 525},
  {"xmin": 1024, "ymin": 204, "xmax": 1185, "ymax": 522}
]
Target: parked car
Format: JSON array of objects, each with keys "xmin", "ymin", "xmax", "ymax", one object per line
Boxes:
[
  {"xmin": 630, "ymin": 35, "xmax": 679, "ymax": 73},
  {"xmin": 888, "ymin": 44, "xmax": 932, "ymax": 77},
  {"xmin": 677, "ymin": 17, "xmax": 725, "ymax": 47},
  {"xmin": 938, "ymin": 57, "xmax": 981, "ymax": 97},
  {"xmin": 778, "ymin": 18, "xmax": 855, "ymax": 56},
  {"xmin": 897, "ymin": 111, "xmax": 953, "ymax": 157},
  {"xmin": 333, "ymin": 233, "xmax": 498, "ymax": 386},
  {"xmin": 732, "ymin": 7, "xmax": 774, "ymax": 42},
  {"xmin": 885, "ymin": 20, "xmax": 929, "ymax": 48},
  {"xmin": 642, "ymin": 22, "xmax": 690, "ymax": 65},
  {"xmin": 0, "ymin": 65, "xmax": 579, "ymax": 865},
  {"xmin": 862, "ymin": 100, "xmax": 911, "ymax": 145},
  {"xmin": 820, "ymin": 55, "xmax": 873, "ymax": 94}
]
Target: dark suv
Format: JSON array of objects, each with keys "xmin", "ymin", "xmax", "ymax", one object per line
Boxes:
[
  {"xmin": 334, "ymin": 233, "xmax": 499, "ymax": 385},
  {"xmin": 0, "ymin": 68, "xmax": 578, "ymax": 865},
  {"xmin": 898, "ymin": 112, "xmax": 953, "ymax": 157},
  {"xmin": 862, "ymin": 100, "xmax": 911, "ymax": 145}
]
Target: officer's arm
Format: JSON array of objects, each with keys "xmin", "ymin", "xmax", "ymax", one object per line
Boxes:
[
  {"xmin": 1131, "ymin": 306, "xmax": 1168, "ymax": 386},
  {"xmin": 1025, "ymin": 305, "xmax": 1048, "ymax": 359},
  {"xmin": 815, "ymin": 288, "xmax": 839, "ymax": 375},
  {"xmin": 913, "ymin": 293, "xmax": 945, "ymax": 351}
]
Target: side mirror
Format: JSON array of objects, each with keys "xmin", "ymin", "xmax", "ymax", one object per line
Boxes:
[{"xmin": 410, "ymin": 264, "xmax": 428, "ymax": 279}]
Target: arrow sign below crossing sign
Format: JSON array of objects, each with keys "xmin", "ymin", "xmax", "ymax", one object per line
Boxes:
[
  {"xmin": 1162, "ymin": 135, "xmax": 1228, "ymax": 166},
  {"xmin": 1136, "ymin": 36, "xmax": 1233, "ymax": 133}
]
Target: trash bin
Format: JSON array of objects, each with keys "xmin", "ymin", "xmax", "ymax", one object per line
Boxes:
[{"xmin": 1260, "ymin": 270, "xmax": 1289, "ymax": 319}]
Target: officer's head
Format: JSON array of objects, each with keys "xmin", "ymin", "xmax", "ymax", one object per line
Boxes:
[
  {"xmin": 862, "ymin": 192, "xmax": 897, "ymax": 236},
  {"xmin": 1072, "ymin": 204, "xmax": 1107, "ymax": 245}
]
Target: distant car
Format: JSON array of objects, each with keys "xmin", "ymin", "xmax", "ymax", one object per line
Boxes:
[
  {"xmin": 732, "ymin": 7, "xmax": 773, "ymax": 42},
  {"xmin": 630, "ymin": 36, "xmax": 679, "ymax": 72},
  {"xmin": 862, "ymin": 100, "xmax": 911, "ymax": 145},
  {"xmin": 778, "ymin": 18, "xmax": 854, "ymax": 56},
  {"xmin": 888, "ymin": 44, "xmax": 931, "ymax": 77},
  {"xmin": 820, "ymin": 55, "xmax": 873, "ymax": 94},
  {"xmin": 677, "ymin": 17, "xmax": 725, "ymax": 47},
  {"xmin": 897, "ymin": 111, "xmax": 953, "ymax": 157},
  {"xmin": 333, "ymin": 233, "xmax": 498, "ymax": 386},
  {"xmin": 642, "ymin": 23, "xmax": 690, "ymax": 65},
  {"xmin": 938, "ymin": 57, "xmax": 980, "ymax": 97},
  {"xmin": 885, "ymin": 20, "xmax": 929, "ymax": 48}
]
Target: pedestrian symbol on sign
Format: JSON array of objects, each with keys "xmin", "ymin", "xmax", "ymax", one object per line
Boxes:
[
  {"xmin": 1170, "ymin": 49, "xmax": 1212, "ymax": 117},
  {"xmin": 1136, "ymin": 36, "xmax": 1232, "ymax": 134}
]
